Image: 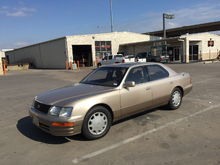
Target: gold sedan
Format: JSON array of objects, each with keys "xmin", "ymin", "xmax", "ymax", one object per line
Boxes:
[{"xmin": 29, "ymin": 63, "xmax": 192, "ymax": 140}]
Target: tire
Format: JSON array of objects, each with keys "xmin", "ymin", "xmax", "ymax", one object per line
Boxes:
[
  {"xmin": 82, "ymin": 106, "xmax": 112, "ymax": 140},
  {"xmin": 168, "ymin": 87, "xmax": 183, "ymax": 110}
]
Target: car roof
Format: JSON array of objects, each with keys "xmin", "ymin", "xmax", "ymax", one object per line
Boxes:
[
  {"xmin": 101, "ymin": 62, "xmax": 160, "ymax": 68},
  {"xmin": 100, "ymin": 62, "xmax": 177, "ymax": 76}
]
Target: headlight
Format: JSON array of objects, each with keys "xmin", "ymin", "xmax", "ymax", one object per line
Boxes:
[
  {"xmin": 49, "ymin": 106, "xmax": 61, "ymax": 116},
  {"xmin": 59, "ymin": 107, "xmax": 73, "ymax": 117},
  {"xmin": 48, "ymin": 106, "xmax": 73, "ymax": 118}
]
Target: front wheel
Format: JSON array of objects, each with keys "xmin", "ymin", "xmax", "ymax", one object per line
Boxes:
[
  {"xmin": 82, "ymin": 106, "xmax": 112, "ymax": 140},
  {"xmin": 168, "ymin": 88, "xmax": 183, "ymax": 110}
]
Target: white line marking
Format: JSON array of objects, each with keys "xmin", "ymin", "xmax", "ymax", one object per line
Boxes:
[
  {"xmin": 72, "ymin": 104, "xmax": 220, "ymax": 164},
  {"xmin": 193, "ymin": 78, "xmax": 216, "ymax": 84}
]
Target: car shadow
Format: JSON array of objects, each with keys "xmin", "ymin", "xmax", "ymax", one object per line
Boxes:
[
  {"xmin": 67, "ymin": 134, "xmax": 88, "ymax": 141},
  {"xmin": 17, "ymin": 116, "xmax": 71, "ymax": 144}
]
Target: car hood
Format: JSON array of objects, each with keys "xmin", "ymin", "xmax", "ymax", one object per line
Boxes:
[{"xmin": 36, "ymin": 83, "xmax": 115, "ymax": 106}]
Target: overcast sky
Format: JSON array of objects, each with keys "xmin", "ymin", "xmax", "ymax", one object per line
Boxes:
[{"xmin": 0, "ymin": 0, "xmax": 220, "ymax": 49}]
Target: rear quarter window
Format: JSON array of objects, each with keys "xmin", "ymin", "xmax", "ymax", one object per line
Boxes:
[{"xmin": 147, "ymin": 65, "xmax": 169, "ymax": 81}]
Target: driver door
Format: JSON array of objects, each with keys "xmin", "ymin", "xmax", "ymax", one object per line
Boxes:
[{"xmin": 120, "ymin": 66, "xmax": 152, "ymax": 117}]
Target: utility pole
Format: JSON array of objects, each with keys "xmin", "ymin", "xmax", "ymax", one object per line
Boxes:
[
  {"xmin": 163, "ymin": 13, "xmax": 175, "ymax": 39},
  {"xmin": 163, "ymin": 13, "xmax": 166, "ymax": 38},
  {"xmin": 109, "ymin": 0, "xmax": 113, "ymax": 32},
  {"xmin": 162, "ymin": 13, "xmax": 175, "ymax": 62}
]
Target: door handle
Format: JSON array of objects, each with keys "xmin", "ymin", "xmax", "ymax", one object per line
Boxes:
[
  {"xmin": 146, "ymin": 87, "xmax": 151, "ymax": 90},
  {"xmin": 170, "ymin": 81, "xmax": 174, "ymax": 84}
]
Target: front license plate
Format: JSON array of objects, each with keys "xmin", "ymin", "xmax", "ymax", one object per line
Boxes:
[{"xmin": 33, "ymin": 117, "xmax": 39, "ymax": 126}]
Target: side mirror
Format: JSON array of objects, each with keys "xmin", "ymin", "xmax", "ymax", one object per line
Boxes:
[{"xmin": 124, "ymin": 81, "xmax": 136, "ymax": 88}]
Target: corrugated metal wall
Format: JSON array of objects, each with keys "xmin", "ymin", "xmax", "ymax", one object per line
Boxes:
[{"xmin": 6, "ymin": 38, "xmax": 66, "ymax": 69}]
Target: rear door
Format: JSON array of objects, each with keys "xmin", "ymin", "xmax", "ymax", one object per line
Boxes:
[
  {"xmin": 145, "ymin": 65, "xmax": 173, "ymax": 106},
  {"xmin": 120, "ymin": 66, "xmax": 152, "ymax": 117}
]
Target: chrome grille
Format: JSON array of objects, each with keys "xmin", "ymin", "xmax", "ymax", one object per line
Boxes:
[{"xmin": 34, "ymin": 101, "xmax": 51, "ymax": 114}]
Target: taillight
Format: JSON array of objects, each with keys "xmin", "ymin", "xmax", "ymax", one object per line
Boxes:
[{"xmin": 122, "ymin": 59, "xmax": 125, "ymax": 63}]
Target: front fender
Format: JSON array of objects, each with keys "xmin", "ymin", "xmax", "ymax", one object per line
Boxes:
[{"xmin": 71, "ymin": 90, "xmax": 121, "ymax": 123}]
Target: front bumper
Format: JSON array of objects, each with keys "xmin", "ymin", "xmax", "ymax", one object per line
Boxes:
[{"xmin": 29, "ymin": 107, "xmax": 83, "ymax": 136}]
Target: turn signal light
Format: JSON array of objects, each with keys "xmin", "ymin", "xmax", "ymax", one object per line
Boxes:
[{"xmin": 51, "ymin": 122, "xmax": 75, "ymax": 127}]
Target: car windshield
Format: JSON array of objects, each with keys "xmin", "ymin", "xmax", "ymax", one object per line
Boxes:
[
  {"xmin": 115, "ymin": 55, "xmax": 123, "ymax": 58},
  {"xmin": 80, "ymin": 67, "xmax": 128, "ymax": 87}
]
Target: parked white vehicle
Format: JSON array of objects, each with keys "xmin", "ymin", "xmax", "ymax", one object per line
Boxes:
[
  {"xmin": 97, "ymin": 54, "xmax": 125, "ymax": 67},
  {"xmin": 124, "ymin": 55, "xmax": 135, "ymax": 63}
]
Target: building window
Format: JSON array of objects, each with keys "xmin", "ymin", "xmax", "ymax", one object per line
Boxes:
[{"xmin": 95, "ymin": 41, "xmax": 112, "ymax": 59}]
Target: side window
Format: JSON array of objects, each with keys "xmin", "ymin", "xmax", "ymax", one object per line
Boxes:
[
  {"xmin": 147, "ymin": 65, "xmax": 169, "ymax": 81},
  {"xmin": 125, "ymin": 67, "xmax": 148, "ymax": 84},
  {"xmin": 108, "ymin": 55, "xmax": 113, "ymax": 60}
]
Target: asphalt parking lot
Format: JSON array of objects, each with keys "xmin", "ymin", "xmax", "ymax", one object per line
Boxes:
[{"xmin": 0, "ymin": 62, "xmax": 220, "ymax": 165}]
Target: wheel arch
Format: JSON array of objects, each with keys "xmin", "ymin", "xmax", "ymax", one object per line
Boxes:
[
  {"xmin": 174, "ymin": 86, "xmax": 184, "ymax": 96},
  {"xmin": 88, "ymin": 103, "xmax": 114, "ymax": 122}
]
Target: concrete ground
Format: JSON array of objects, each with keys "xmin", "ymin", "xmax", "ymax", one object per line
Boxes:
[{"xmin": 0, "ymin": 62, "xmax": 220, "ymax": 165}]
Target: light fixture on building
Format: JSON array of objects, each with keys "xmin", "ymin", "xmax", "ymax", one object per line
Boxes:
[{"xmin": 208, "ymin": 38, "xmax": 214, "ymax": 47}]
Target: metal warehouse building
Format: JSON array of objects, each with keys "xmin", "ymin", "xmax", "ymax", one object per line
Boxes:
[
  {"xmin": 5, "ymin": 21, "xmax": 220, "ymax": 68},
  {"xmin": 5, "ymin": 32, "xmax": 149, "ymax": 69}
]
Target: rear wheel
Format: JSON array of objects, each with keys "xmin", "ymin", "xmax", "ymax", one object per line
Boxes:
[
  {"xmin": 82, "ymin": 106, "xmax": 112, "ymax": 140},
  {"xmin": 168, "ymin": 87, "xmax": 182, "ymax": 110}
]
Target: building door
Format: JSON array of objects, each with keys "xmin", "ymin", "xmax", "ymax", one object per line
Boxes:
[
  {"xmin": 189, "ymin": 45, "xmax": 199, "ymax": 61},
  {"xmin": 167, "ymin": 47, "xmax": 181, "ymax": 62},
  {"xmin": 167, "ymin": 47, "xmax": 174, "ymax": 61},
  {"xmin": 174, "ymin": 47, "xmax": 181, "ymax": 62},
  {"xmin": 72, "ymin": 45, "xmax": 92, "ymax": 67}
]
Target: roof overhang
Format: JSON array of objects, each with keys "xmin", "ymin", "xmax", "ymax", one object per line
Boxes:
[
  {"xmin": 144, "ymin": 21, "xmax": 220, "ymax": 37},
  {"xmin": 121, "ymin": 37, "xmax": 181, "ymax": 46}
]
